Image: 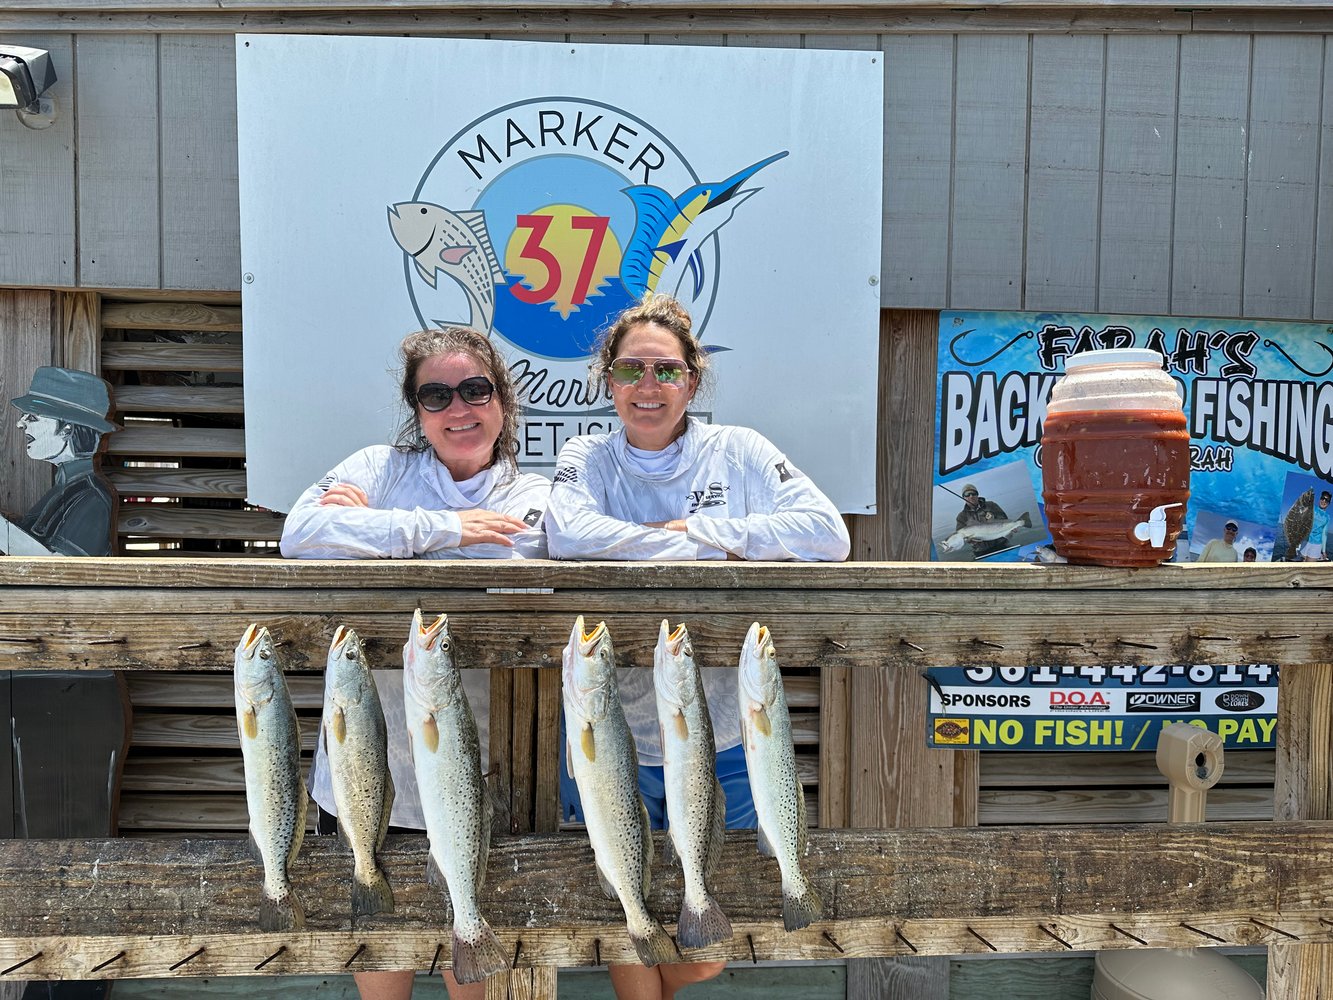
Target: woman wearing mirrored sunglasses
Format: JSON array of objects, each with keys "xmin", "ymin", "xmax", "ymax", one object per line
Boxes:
[
  {"xmin": 546, "ymin": 294, "xmax": 849, "ymax": 1000},
  {"xmin": 280, "ymin": 327, "xmax": 548, "ymax": 1000}
]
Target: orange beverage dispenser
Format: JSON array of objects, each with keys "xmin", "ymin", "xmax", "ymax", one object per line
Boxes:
[{"xmin": 1041, "ymin": 348, "xmax": 1191, "ymax": 567}]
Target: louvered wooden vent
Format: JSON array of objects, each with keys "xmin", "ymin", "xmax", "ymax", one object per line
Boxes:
[{"xmin": 101, "ymin": 300, "xmax": 283, "ymax": 555}]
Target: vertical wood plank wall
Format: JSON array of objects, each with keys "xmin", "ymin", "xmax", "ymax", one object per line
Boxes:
[{"xmin": 0, "ymin": 27, "xmax": 1330, "ymax": 324}]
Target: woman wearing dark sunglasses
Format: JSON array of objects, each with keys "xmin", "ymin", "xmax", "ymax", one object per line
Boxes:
[
  {"xmin": 546, "ymin": 293, "xmax": 849, "ymax": 1000},
  {"xmin": 280, "ymin": 326, "xmax": 548, "ymax": 1000}
]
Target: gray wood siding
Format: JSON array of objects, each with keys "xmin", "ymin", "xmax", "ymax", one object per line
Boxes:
[
  {"xmin": 76, "ymin": 34, "xmax": 161, "ymax": 288},
  {"xmin": 0, "ymin": 25, "xmax": 1328, "ymax": 321},
  {"xmin": 0, "ymin": 32, "xmax": 74, "ymax": 287}
]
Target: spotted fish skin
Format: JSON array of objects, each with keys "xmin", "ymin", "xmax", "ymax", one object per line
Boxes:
[
  {"xmin": 738, "ymin": 622, "xmax": 823, "ymax": 932},
  {"xmin": 322, "ymin": 625, "xmax": 395, "ymax": 917},
  {"xmin": 234, "ymin": 624, "xmax": 307, "ymax": 931},
  {"xmin": 653, "ymin": 619, "xmax": 731, "ymax": 949},
  {"xmin": 403, "ymin": 610, "xmax": 508, "ymax": 984},
  {"xmin": 563, "ymin": 616, "xmax": 677, "ymax": 968}
]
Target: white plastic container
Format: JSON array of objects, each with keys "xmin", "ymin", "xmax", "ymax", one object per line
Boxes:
[
  {"xmin": 1093, "ymin": 949, "xmax": 1263, "ymax": 999},
  {"xmin": 1041, "ymin": 349, "xmax": 1190, "ymax": 567}
]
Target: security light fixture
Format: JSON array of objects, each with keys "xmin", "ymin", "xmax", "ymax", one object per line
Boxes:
[{"xmin": 0, "ymin": 45, "xmax": 57, "ymax": 112}]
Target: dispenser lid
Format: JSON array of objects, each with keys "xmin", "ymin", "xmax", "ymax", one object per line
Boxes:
[{"xmin": 1064, "ymin": 348, "xmax": 1167, "ymax": 371}]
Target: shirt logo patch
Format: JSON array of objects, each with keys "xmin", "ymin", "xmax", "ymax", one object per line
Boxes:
[
  {"xmin": 553, "ymin": 466, "xmax": 579, "ymax": 485},
  {"xmin": 523, "ymin": 508, "xmax": 542, "ymax": 526},
  {"xmin": 316, "ymin": 474, "xmax": 338, "ymax": 492},
  {"xmin": 774, "ymin": 462, "xmax": 795, "ymax": 483},
  {"xmin": 687, "ymin": 482, "xmax": 730, "ymax": 513}
]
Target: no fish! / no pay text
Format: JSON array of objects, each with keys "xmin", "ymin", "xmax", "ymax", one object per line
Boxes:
[{"xmin": 942, "ymin": 716, "xmax": 1276, "ymax": 749}]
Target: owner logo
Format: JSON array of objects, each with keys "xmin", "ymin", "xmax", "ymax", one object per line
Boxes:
[
  {"xmin": 1127, "ymin": 691, "xmax": 1200, "ymax": 713},
  {"xmin": 391, "ymin": 96, "xmax": 788, "ymax": 362}
]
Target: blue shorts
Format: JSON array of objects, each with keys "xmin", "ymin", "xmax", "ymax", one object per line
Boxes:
[{"xmin": 560, "ymin": 727, "xmax": 756, "ymax": 830}]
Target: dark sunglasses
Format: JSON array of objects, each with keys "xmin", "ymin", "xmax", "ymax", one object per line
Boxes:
[
  {"xmin": 414, "ymin": 376, "xmax": 495, "ymax": 412},
  {"xmin": 607, "ymin": 357, "xmax": 690, "ymax": 388}
]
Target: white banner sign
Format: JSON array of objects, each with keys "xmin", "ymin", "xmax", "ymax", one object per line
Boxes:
[{"xmin": 237, "ymin": 35, "xmax": 883, "ymax": 513}]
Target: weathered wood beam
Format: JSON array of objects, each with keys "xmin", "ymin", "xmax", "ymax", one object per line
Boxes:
[
  {"xmin": 0, "ymin": 822, "xmax": 1328, "ymax": 979},
  {"xmin": 0, "ymin": 557, "xmax": 1323, "ymax": 591},
  {"xmin": 4, "ymin": 9, "xmax": 1333, "ymax": 34}
]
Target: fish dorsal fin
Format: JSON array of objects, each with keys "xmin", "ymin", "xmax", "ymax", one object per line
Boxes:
[{"xmin": 459, "ymin": 211, "xmax": 506, "ymax": 284}]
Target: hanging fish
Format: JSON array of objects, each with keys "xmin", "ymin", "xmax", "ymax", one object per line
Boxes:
[
  {"xmin": 234, "ymin": 623, "xmax": 307, "ymax": 931},
  {"xmin": 564, "ymin": 616, "xmax": 677, "ymax": 967},
  {"xmin": 654, "ymin": 619, "xmax": 731, "ymax": 949},
  {"xmin": 403, "ymin": 610, "xmax": 508, "ymax": 983},
  {"xmin": 738, "ymin": 622, "xmax": 823, "ymax": 931},
  {"xmin": 322, "ymin": 625, "xmax": 395, "ymax": 917}
]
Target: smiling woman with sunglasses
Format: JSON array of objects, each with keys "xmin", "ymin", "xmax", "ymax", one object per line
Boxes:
[
  {"xmin": 546, "ymin": 294, "xmax": 849, "ymax": 1000},
  {"xmin": 279, "ymin": 327, "xmax": 548, "ymax": 1000}
]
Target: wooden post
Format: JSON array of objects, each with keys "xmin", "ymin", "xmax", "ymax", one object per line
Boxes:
[
  {"xmin": 841, "ymin": 309, "xmax": 978, "ymax": 998},
  {"xmin": 1270, "ymin": 662, "xmax": 1333, "ymax": 997}
]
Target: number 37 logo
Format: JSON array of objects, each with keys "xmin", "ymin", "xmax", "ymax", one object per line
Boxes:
[{"xmin": 506, "ymin": 210, "xmax": 621, "ymax": 316}]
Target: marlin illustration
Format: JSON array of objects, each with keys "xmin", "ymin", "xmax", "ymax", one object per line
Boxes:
[
  {"xmin": 619, "ymin": 151, "xmax": 788, "ymax": 302},
  {"xmin": 389, "ymin": 201, "xmax": 507, "ymax": 333}
]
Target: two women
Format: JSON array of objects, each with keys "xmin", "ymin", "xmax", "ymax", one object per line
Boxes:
[{"xmin": 282, "ymin": 295, "xmax": 848, "ymax": 1000}]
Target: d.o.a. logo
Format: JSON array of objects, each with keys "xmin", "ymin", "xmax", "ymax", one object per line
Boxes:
[{"xmin": 389, "ymin": 96, "xmax": 786, "ymax": 362}]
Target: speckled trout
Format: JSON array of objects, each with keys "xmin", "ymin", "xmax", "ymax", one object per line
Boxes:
[
  {"xmin": 403, "ymin": 610, "xmax": 508, "ymax": 984},
  {"xmin": 738, "ymin": 622, "xmax": 823, "ymax": 931},
  {"xmin": 654, "ymin": 619, "xmax": 732, "ymax": 949},
  {"xmin": 234, "ymin": 624, "xmax": 306, "ymax": 931},
  {"xmin": 564, "ymin": 617, "xmax": 676, "ymax": 967},
  {"xmin": 322, "ymin": 625, "xmax": 395, "ymax": 916}
]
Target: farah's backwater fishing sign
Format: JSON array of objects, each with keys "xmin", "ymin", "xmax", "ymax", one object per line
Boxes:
[
  {"xmin": 236, "ymin": 36, "xmax": 882, "ymax": 514},
  {"xmin": 931, "ymin": 310, "xmax": 1333, "ymax": 564}
]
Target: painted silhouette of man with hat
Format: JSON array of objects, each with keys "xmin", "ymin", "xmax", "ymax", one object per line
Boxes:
[{"xmin": 3, "ymin": 366, "xmax": 119, "ymax": 556}]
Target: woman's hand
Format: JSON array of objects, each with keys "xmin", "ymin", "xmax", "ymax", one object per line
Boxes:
[
  {"xmin": 316, "ymin": 483, "xmax": 370, "ymax": 507},
  {"xmin": 458, "ymin": 508, "xmax": 529, "ymax": 547}
]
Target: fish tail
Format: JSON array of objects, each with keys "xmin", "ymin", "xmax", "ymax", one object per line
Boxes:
[
  {"xmin": 782, "ymin": 879, "xmax": 824, "ymax": 932},
  {"xmin": 259, "ymin": 887, "xmax": 305, "ymax": 931},
  {"xmin": 451, "ymin": 921, "xmax": 510, "ymax": 984},
  {"xmin": 677, "ymin": 893, "xmax": 733, "ymax": 950},
  {"xmin": 631, "ymin": 919, "xmax": 679, "ymax": 968},
  {"xmin": 351, "ymin": 864, "xmax": 395, "ymax": 916}
]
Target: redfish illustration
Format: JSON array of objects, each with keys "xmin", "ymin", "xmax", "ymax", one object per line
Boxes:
[{"xmin": 389, "ymin": 201, "xmax": 507, "ymax": 333}]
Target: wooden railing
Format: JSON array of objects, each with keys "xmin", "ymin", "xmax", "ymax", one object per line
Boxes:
[{"xmin": 0, "ymin": 558, "xmax": 1330, "ymax": 999}]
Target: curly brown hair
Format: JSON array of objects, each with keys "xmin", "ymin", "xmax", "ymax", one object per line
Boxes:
[
  {"xmin": 592, "ymin": 293, "xmax": 712, "ymax": 396},
  {"xmin": 393, "ymin": 327, "xmax": 521, "ymax": 476}
]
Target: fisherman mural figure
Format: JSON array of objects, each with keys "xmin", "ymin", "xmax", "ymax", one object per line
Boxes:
[
  {"xmin": 2, "ymin": 366, "xmax": 119, "ymax": 556},
  {"xmin": 3, "ymin": 366, "xmax": 127, "ymax": 1000}
]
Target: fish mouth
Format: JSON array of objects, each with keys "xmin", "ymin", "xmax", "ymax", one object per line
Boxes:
[
  {"xmin": 331, "ymin": 624, "xmax": 357, "ymax": 655},
  {"xmin": 240, "ymin": 623, "xmax": 262, "ymax": 656},
  {"xmin": 748, "ymin": 622, "xmax": 770, "ymax": 653},
  {"xmin": 664, "ymin": 621, "xmax": 688, "ymax": 657},
  {"xmin": 417, "ymin": 611, "xmax": 447, "ymax": 650},
  {"xmin": 579, "ymin": 619, "xmax": 607, "ymax": 653},
  {"xmin": 389, "ymin": 204, "xmax": 436, "ymax": 257}
]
